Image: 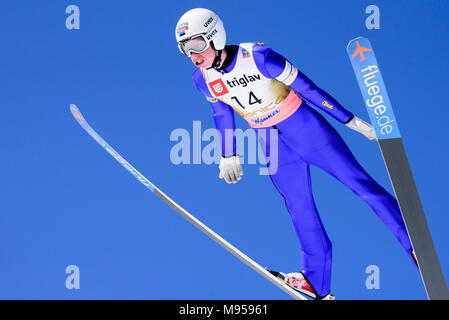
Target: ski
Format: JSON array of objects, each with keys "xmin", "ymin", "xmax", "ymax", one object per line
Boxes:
[
  {"xmin": 347, "ymin": 37, "xmax": 449, "ymax": 300},
  {"xmin": 70, "ymin": 104, "xmax": 307, "ymax": 300}
]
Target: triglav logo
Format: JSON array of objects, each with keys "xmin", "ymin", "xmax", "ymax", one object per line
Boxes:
[
  {"xmin": 208, "ymin": 79, "xmax": 229, "ymax": 96},
  {"xmin": 226, "ymin": 74, "xmax": 261, "ymax": 88},
  {"xmin": 213, "ymin": 83, "xmax": 223, "ymax": 93}
]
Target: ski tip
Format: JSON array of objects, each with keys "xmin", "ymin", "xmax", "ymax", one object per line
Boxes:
[
  {"xmin": 70, "ymin": 104, "xmax": 79, "ymax": 113},
  {"xmin": 346, "ymin": 36, "xmax": 370, "ymax": 50},
  {"xmin": 70, "ymin": 104, "xmax": 86, "ymax": 125}
]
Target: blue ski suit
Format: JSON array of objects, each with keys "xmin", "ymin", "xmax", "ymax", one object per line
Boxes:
[{"xmin": 192, "ymin": 43, "xmax": 413, "ymax": 297}]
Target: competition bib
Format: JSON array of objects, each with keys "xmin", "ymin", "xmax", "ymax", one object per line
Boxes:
[{"xmin": 202, "ymin": 43, "xmax": 302, "ymax": 128}]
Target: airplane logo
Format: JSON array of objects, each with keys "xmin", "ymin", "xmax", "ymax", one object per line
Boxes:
[{"xmin": 351, "ymin": 41, "xmax": 372, "ymax": 61}]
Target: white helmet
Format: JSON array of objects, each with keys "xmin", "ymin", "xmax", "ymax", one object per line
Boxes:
[{"xmin": 175, "ymin": 8, "xmax": 226, "ymax": 56}]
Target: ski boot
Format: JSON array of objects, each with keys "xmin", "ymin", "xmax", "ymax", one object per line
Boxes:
[
  {"xmin": 411, "ymin": 249, "xmax": 419, "ymax": 268},
  {"xmin": 268, "ymin": 269, "xmax": 335, "ymax": 300}
]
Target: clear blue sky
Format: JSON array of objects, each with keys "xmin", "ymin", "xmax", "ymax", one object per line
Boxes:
[{"xmin": 0, "ymin": 0, "xmax": 447, "ymax": 299}]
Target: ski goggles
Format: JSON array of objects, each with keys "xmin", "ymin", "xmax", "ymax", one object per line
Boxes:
[{"xmin": 178, "ymin": 35, "xmax": 210, "ymax": 57}]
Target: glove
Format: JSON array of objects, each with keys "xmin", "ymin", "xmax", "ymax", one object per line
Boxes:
[
  {"xmin": 345, "ymin": 116, "xmax": 377, "ymax": 140},
  {"xmin": 219, "ymin": 155, "xmax": 243, "ymax": 184}
]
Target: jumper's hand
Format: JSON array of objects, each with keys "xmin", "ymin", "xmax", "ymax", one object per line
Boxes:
[
  {"xmin": 345, "ymin": 117, "xmax": 377, "ymax": 141},
  {"xmin": 219, "ymin": 155, "xmax": 243, "ymax": 184}
]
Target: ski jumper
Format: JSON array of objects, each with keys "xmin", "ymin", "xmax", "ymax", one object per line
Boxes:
[{"xmin": 192, "ymin": 43, "xmax": 413, "ymax": 297}]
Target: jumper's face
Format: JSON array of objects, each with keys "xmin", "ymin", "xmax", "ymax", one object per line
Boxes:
[{"xmin": 190, "ymin": 46, "xmax": 216, "ymax": 69}]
